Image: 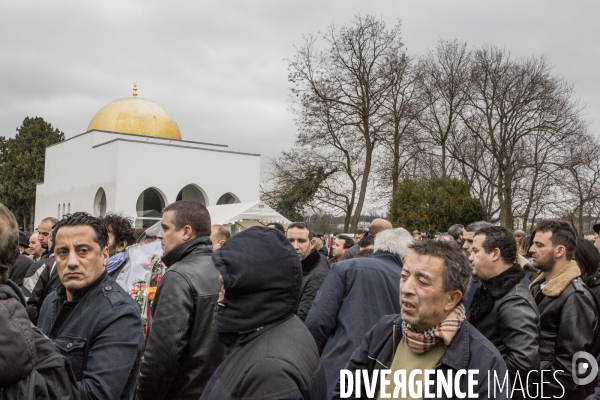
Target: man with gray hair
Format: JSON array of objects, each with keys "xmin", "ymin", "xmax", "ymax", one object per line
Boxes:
[{"xmin": 305, "ymin": 228, "xmax": 413, "ymax": 398}]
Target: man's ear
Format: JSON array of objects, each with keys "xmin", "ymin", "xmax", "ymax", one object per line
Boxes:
[
  {"xmin": 444, "ymin": 290, "xmax": 463, "ymax": 312},
  {"xmin": 554, "ymin": 245, "xmax": 566, "ymax": 259},
  {"xmin": 101, "ymin": 246, "xmax": 110, "ymax": 267},
  {"xmin": 310, "ymin": 238, "xmax": 316, "ymax": 250},
  {"xmin": 182, "ymin": 225, "xmax": 194, "ymax": 241},
  {"xmin": 116, "ymin": 240, "xmax": 128, "ymax": 253},
  {"xmin": 491, "ymin": 248, "xmax": 502, "ymax": 262}
]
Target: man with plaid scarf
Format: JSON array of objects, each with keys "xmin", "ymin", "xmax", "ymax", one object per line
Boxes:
[{"xmin": 333, "ymin": 240, "xmax": 509, "ymax": 399}]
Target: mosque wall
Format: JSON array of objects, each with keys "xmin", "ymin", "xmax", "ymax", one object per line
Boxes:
[
  {"xmin": 34, "ymin": 131, "xmax": 260, "ymax": 227},
  {"xmin": 35, "ymin": 133, "xmax": 118, "ymax": 224}
]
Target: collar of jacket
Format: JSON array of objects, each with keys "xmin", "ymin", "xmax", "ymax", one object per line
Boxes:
[
  {"xmin": 301, "ymin": 249, "xmax": 321, "ymax": 275},
  {"xmin": 529, "ymin": 260, "xmax": 581, "ymax": 297},
  {"xmin": 369, "ymin": 250, "xmax": 403, "ymax": 266},
  {"xmin": 388, "ymin": 314, "xmax": 471, "ymax": 371},
  {"xmin": 585, "ymin": 270, "xmax": 600, "ymax": 287},
  {"xmin": 467, "ymin": 263, "xmax": 524, "ymax": 322},
  {"xmin": 162, "ymin": 236, "xmax": 212, "ymax": 268},
  {"xmin": 56, "ymin": 270, "xmax": 108, "ymax": 302},
  {"xmin": 0, "ymin": 280, "xmax": 26, "ymax": 306}
]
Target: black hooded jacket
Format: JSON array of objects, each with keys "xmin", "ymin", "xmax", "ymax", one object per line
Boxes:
[{"xmin": 201, "ymin": 227, "xmax": 327, "ymax": 400}]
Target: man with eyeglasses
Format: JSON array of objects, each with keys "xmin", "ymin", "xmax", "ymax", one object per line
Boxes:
[{"xmin": 22, "ymin": 217, "xmax": 60, "ymax": 323}]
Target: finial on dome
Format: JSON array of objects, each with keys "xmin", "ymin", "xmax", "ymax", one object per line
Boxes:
[{"xmin": 133, "ymin": 82, "xmax": 138, "ymax": 97}]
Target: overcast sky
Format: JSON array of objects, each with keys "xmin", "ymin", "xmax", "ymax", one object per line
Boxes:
[{"xmin": 1, "ymin": 0, "xmax": 598, "ymax": 170}]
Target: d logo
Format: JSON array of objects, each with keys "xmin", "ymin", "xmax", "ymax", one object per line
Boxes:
[{"xmin": 572, "ymin": 351, "xmax": 598, "ymax": 386}]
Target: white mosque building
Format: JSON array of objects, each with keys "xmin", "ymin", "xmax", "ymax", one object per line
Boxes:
[{"xmin": 35, "ymin": 85, "xmax": 287, "ymax": 230}]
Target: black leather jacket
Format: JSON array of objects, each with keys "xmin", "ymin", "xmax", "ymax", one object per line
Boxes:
[
  {"xmin": 467, "ymin": 266, "xmax": 540, "ymax": 384},
  {"xmin": 37, "ymin": 272, "xmax": 144, "ymax": 400},
  {"xmin": 530, "ymin": 261, "xmax": 599, "ymax": 399},
  {"xmin": 136, "ymin": 236, "xmax": 224, "ymax": 400},
  {"xmin": 297, "ymin": 250, "xmax": 329, "ymax": 321}
]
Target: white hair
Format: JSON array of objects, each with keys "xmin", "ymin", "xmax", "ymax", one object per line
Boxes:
[{"xmin": 374, "ymin": 228, "xmax": 413, "ymax": 258}]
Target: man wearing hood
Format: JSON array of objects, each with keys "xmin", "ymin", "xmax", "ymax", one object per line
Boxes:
[
  {"xmin": 0, "ymin": 203, "xmax": 37, "ymax": 390},
  {"xmin": 201, "ymin": 226, "xmax": 327, "ymax": 400},
  {"xmin": 286, "ymin": 222, "xmax": 329, "ymax": 321},
  {"xmin": 137, "ymin": 201, "xmax": 224, "ymax": 400}
]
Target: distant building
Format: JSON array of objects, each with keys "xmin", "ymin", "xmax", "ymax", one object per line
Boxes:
[{"xmin": 35, "ymin": 85, "xmax": 260, "ymax": 228}]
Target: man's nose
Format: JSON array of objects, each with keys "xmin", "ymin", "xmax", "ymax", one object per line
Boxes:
[{"xmin": 66, "ymin": 251, "xmax": 80, "ymax": 268}]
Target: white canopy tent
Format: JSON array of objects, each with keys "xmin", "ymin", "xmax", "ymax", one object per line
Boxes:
[{"xmin": 207, "ymin": 201, "xmax": 291, "ymax": 233}]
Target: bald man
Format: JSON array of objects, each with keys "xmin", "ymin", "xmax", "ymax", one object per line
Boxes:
[{"xmin": 339, "ymin": 218, "xmax": 393, "ymax": 261}]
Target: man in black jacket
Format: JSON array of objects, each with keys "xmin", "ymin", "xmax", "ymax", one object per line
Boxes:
[
  {"xmin": 201, "ymin": 226, "xmax": 326, "ymax": 399},
  {"xmin": 137, "ymin": 201, "xmax": 224, "ymax": 400},
  {"xmin": 37, "ymin": 212, "xmax": 144, "ymax": 400},
  {"xmin": 529, "ymin": 220, "xmax": 599, "ymax": 399},
  {"xmin": 286, "ymin": 222, "xmax": 329, "ymax": 321},
  {"xmin": 467, "ymin": 226, "xmax": 540, "ymax": 398},
  {"xmin": 333, "ymin": 240, "xmax": 509, "ymax": 399}
]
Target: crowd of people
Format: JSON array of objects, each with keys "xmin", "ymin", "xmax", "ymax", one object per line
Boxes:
[{"xmin": 2, "ymin": 200, "xmax": 600, "ymax": 399}]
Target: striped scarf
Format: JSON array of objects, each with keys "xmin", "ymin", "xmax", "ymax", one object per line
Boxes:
[
  {"xmin": 106, "ymin": 251, "xmax": 128, "ymax": 275},
  {"xmin": 402, "ymin": 305, "xmax": 465, "ymax": 354}
]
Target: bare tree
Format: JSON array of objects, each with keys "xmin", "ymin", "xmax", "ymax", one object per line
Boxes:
[
  {"xmin": 376, "ymin": 51, "xmax": 424, "ymax": 198},
  {"xmin": 287, "ymin": 15, "xmax": 404, "ymax": 230},
  {"xmin": 418, "ymin": 39, "xmax": 471, "ymax": 178},
  {"xmin": 452, "ymin": 45, "xmax": 584, "ymax": 228}
]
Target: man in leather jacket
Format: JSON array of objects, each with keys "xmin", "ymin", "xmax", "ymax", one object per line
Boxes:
[
  {"xmin": 136, "ymin": 201, "xmax": 224, "ymax": 400},
  {"xmin": 286, "ymin": 222, "xmax": 329, "ymax": 321},
  {"xmin": 529, "ymin": 220, "xmax": 599, "ymax": 399},
  {"xmin": 467, "ymin": 226, "xmax": 540, "ymax": 398}
]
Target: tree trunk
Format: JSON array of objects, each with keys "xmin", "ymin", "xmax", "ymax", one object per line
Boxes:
[{"xmin": 351, "ymin": 146, "xmax": 372, "ymax": 231}]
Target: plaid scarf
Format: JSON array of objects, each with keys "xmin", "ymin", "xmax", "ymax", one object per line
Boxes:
[{"xmin": 401, "ymin": 304, "xmax": 466, "ymax": 354}]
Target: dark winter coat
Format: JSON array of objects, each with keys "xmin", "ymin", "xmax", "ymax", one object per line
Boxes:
[
  {"xmin": 304, "ymin": 251, "xmax": 403, "ymax": 398},
  {"xmin": 297, "ymin": 250, "xmax": 329, "ymax": 321},
  {"xmin": 530, "ymin": 261, "xmax": 599, "ymax": 399},
  {"xmin": 467, "ymin": 264, "xmax": 540, "ymax": 390},
  {"xmin": 0, "ymin": 280, "xmax": 35, "ymax": 388},
  {"xmin": 8, "ymin": 250, "xmax": 34, "ymax": 287},
  {"xmin": 136, "ymin": 236, "xmax": 224, "ymax": 400},
  {"xmin": 37, "ymin": 272, "xmax": 144, "ymax": 400},
  {"xmin": 201, "ymin": 227, "xmax": 327, "ymax": 400},
  {"xmin": 332, "ymin": 314, "xmax": 509, "ymax": 399},
  {"xmin": 22, "ymin": 254, "xmax": 59, "ymax": 323}
]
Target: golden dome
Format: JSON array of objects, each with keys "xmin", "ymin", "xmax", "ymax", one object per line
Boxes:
[{"xmin": 87, "ymin": 95, "xmax": 181, "ymax": 140}]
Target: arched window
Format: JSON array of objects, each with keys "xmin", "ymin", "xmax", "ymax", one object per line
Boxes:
[
  {"xmin": 216, "ymin": 193, "xmax": 240, "ymax": 205},
  {"xmin": 94, "ymin": 188, "xmax": 107, "ymax": 217},
  {"xmin": 136, "ymin": 187, "xmax": 166, "ymax": 228},
  {"xmin": 176, "ymin": 184, "xmax": 207, "ymax": 206}
]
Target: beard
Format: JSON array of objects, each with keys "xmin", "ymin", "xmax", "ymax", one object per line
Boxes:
[{"xmin": 533, "ymin": 252, "xmax": 554, "ymax": 272}]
